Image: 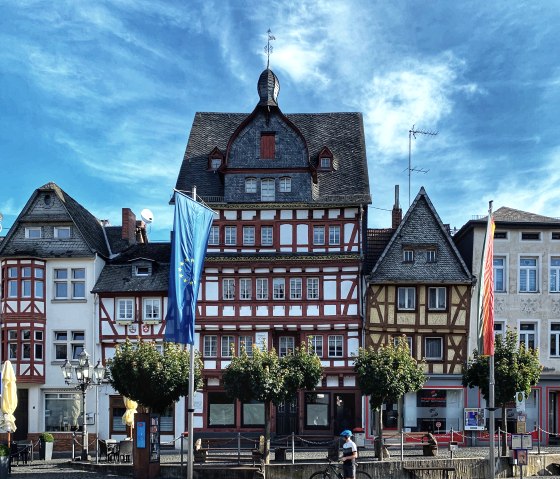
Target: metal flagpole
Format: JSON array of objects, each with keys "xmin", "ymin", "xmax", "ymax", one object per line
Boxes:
[{"xmin": 487, "ymin": 201, "xmax": 495, "ymax": 479}]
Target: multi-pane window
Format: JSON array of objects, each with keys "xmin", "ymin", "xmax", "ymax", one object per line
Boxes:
[
  {"xmin": 279, "ymin": 336, "xmax": 295, "ymax": 357},
  {"xmin": 329, "ymin": 226, "xmax": 340, "ymax": 245},
  {"xmin": 210, "ymin": 157, "xmax": 222, "ymax": 170},
  {"xmin": 143, "ymin": 298, "xmax": 161, "ymax": 321},
  {"xmin": 239, "ymin": 278, "xmax": 252, "ymax": 300},
  {"xmin": 54, "ymin": 226, "xmax": 71, "ymax": 239},
  {"xmin": 328, "ymin": 335, "xmax": 343, "ymax": 357},
  {"xmin": 25, "ymin": 227, "xmax": 41, "ymax": 239},
  {"xmin": 320, "ymin": 157, "xmax": 331, "ymax": 168},
  {"xmin": 34, "ymin": 268, "xmax": 44, "ymax": 298},
  {"xmin": 519, "ymin": 323, "xmax": 537, "ymax": 350},
  {"xmin": 494, "ymin": 321, "xmax": 506, "ymax": 339},
  {"xmin": 425, "ymin": 337, "xmax": 443, "ymax": 360},
  {"xmin": 34, "ymin": 331, "xmax": 43, "ymax": 360},
  {"xmin": 279, "ymin": 177, "xmax": 291, "ymax": 192},
  {"xmin": 403, "ymin": 249, "xmax": 414, "ymax": 262},
  {"xmin": 290, "ymin": 278, "xmax": 302, "ymax": 300},
  {"xmin": 7, "ymin": 267, "xmax": 18, "ymax": 297},
  {"xmin": 426, "ymin": 250, "xmax": 437, "ymax": 263},
  {"xmin": 208, "ymin": 226, "xmax": 219, "ymax": 245},
  {"xmin": 225, "ymin": 226, "xmax": 237, "ymax": 245},
  {"xmin": 54, "ymin": 268, "xmax": 85, "ymax": 299},
  {"xmin": 221, "ymin": 336, "xmax": 235, "ymax": 357},
  {"xmin": 243, "ymin": 226, "xmax": 255, "ymax": 246},
  {"xmin": 309, "ymin": 336, "xmax": 323, "ymax": 357},
  {"xmin": 22, "ymin": 267, "xmax": 32, "ymax": 298},
  {"xmin": 256, "ymin": 278, "xmax": 268, "ymax": 300},
  {"xmin": 261, "ymin": 226, "xmax": 273, "ymax": 246},
  {"xmin": 313, "ymin": 226, "xmax": 325, "ymax": 245},
  {"xmin": 245, "ymin": 177, "xmax": 257, "ymax": 193},
  {"xmin": 45, "ymin": 392, "xmax": 82, "ymax": 432},
  {"xmin": 7, "ymin": 331, "xmax": 17, "ymax": 360},
  {"xmin": 307, "ymin": 278, "xmax": 319, "ymax": 299},
  {"xmin": 117, "ymin": 299, "xmax": 134, "ymax": 321},
  {"xmin": 519, "ymin": 257, "xmax": 538, "ymax": 292},
  {"xmin": 494, "ymin": 256, "xmax": 506, "ymax": 292},
  {"xmin": 550, "ymin": 324, "xmax": 560, "ymax": 357},
  {"xmin": 397, "ymin": 287, "xmax": 416, "ymax": 310},
  {"xmin": 273, "ymin": 278, "xmax": 285, "ymax": 300},
  {"xmin": 21, "ymin": 329, "xmax": 31, "ymax": 359},
  {"xmin": 550, "ymin": 257, "xmax": 560, "ymax": 292},
  {"xmin": 203, "ymin": 336, "xmax": 217, "ymax": 357},
  {"xmin": 6, "ymin": 265, "xmax": 44, "ymax": 299},
  {"xmin": 54, "ymin": 330, "xmax": 84, "ymax": 360},
  {"xmin": 222, "ymin": 279, "xmax": 235, "ymax": 300},
  {"xmin": 261, "ymin": 178, "xmax": 275, "ymax": 201},
  {"xmin": 239, "ymin": 336, "xmax": 254, "ymax": 356},
  {"xmin": 428, "ymin": 287, "xmax": 446, "ymax": 310}
]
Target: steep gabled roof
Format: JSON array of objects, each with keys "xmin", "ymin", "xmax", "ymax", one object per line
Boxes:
[{"xmin": 368, "ymin": 187, "xmax": 474, "ymax": 284}]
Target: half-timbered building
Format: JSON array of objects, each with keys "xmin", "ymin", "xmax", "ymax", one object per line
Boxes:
[
  {"xmin": 174, "ymin": 68, "xmax": 371, "ymax": 436},
  {"xmin": 365, "ymin": 187, "xmax": 474, "ymax": 440}
]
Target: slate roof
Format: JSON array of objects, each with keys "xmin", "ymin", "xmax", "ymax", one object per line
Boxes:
[
  {"xmin": 92, "ymin": 243, "xmax": 171, "ymax": 293},
  {"xmin": 368, "ymin": 187, "xmax": 474, "ymax": 284},
  {"xmin": 104, "ymin": 226, "xmax": 130, "ymax": 254},
  {"xmin": 0, "ymin": 182, "xmax": 111, "ymax": 258},
  {"xmin": 175, "ymin": 111, "xmax": 371, "ymax": 205}
]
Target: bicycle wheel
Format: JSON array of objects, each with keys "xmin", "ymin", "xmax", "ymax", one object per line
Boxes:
[
  {"xmin": 309, "ymin": 470, "xmax": 331, "ymax": 479},
  {"xmin": 356, "ymin": 470, "xmax": 373, "ymax": 479}
]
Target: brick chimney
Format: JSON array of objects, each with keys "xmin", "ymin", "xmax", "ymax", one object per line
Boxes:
[
  {"xmin": 122, "ymin": 208, "xmax": 137, "ymax": 245},
  {"xmin": 392, "ymin": 185, "xmax": 402, "ymax": 229}
]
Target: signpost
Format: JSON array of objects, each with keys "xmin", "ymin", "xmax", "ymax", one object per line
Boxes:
[{"xmin": 512, "ymin": 434, "xmax": 533, "ymax": 479}]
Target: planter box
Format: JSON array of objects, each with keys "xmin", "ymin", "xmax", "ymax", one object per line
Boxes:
[{"xmin": 39, "ymin": 441, "xmax": 53, "ymax": 461}]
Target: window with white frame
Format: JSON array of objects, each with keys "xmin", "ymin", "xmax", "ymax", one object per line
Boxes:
[
  {"xmin": 21, "ymin": 267, "xmax": 32, "ymax": 298},
  {"xmin": 34, "ymin": 330, "xmax": 43, "ymax": 360},
  {"xmin": 428, "ymin": 287, "xmax": 446, "ymax": 310},
  {"xmin": 203, "ymin": 335, "xmax": 217, "ymax": 357},
  {"xmin": 211, "ymin": 157, "xmax": 222, "ymax": 170},
  {"xmin": 7, "ymin": 267, "xmax": 18, "ymax": 298},
  {"xmin": 54, "ymin": 268, "xmax": 85, "ymax": 300},
  {"xmin": 519, "ymin": 323, "xmax": 537, "ymax": 350},
  {"xmin": 279, "ymin": 177, "xmax": 291, "ymax": 192},
  {"xmin": 494, "ymin": 256, "xmax": 506, "ymax": 292},
  {"xmin": 239, "ymin": 278, "xmax": 252, "ymax": 300},
  {"xmin": 320, "ymin": 157, "xmax": 331, "ymax": 168},
  {"xmin": 222, "ymin": 279, "xmax": 235, "ymax": 300},
  {"xmin": 245, "ymin": 177, "xmax": 257, "ymax": 193},
  {"xmin": 34, "ymin": 268, "xmax": 44, "ymax": 299},
  {"xmin": 21, "ymin": 329, "xmax": 31, "ymax": 359},
  {"xmin": 256, "ymin": 278, "xmax": 268, "ymax": 300},
  {"xmin": 208, "ymin": 226, "xmax": 220, "ymax": 245},
  {"xmin": 135, "ymin": 265, "xmax": 150, "ymax": 277},
  {"xmin": 45, "ymin": 392, "xmax": 82, "ymax": 432},
  {"xmin": 550, "ymin": 257, "xmax": 560, "ymax": 293},
  {"xmin": 328, "ymin": 335, "xmax": 343, "ymax": 357},
  {"xmin": 329, "ymin": 226, "xmax": 340, "ymax": 245},
  {"xmin": 550, "ymin": 324, "xmax": 560, "ymax": 357},
  {"xmin": 221, "ymin": 336, "xmax": 235, "ymax": 357},
  {"xmin": 307, "ymin": 278, "xmax": 319, "ymax": 299},
  {"xmin": 279, "ymin": 336, "xmax": 295, "ymax": 357},
  {"xmin": 426, "ymin": 249, "xmax": 437, "ymax": 263},
  {"xmin": 239, "ymin": 336, "xmax": 254, "ymax": 356},
  {"xmin": 243, "ymin": 226, "xmax": 255, "ymax": 246},
  {"xmin": 290, "ymin": 278, "xmax": 302, "ymax": 299},
  {"xmin": 143, "ymin": 298, "xmax": 161, "ymax": 321},
  {"xmin": 494, "ymin": 320, "xmax": 506, "ymax": 339},
  {"xmin": 54, "ymin": 226, "xmax": 71, "ymax": 239},
  {"xmin": 25, "ymin": 227, "xmax": 42, "ymax": 239},
  {"xmin": 313, "ymin": 226, "xmax": 325, "ymax": 245},
  {"xmin": 261, "ymin": 226, "xmax": 273, "ymax": 246},
  {"xmin": 425, "ymin": 337, "xmax": 443, "ymax": 360},
  {"xmin": 225, "ymin": 226, "xmax": 237, "ymax": 245},
  {"xmin": 519, "ymin": 257, "xmax": 538, "ymax": 292},
  {"xmin": 403, "ymin": 249, "xmax": 414, "ymax": 262},
  {"xmin": 309, "ymin": 336, "xmax": 323, "ymax": 357},
  {"xmin": 273, "ymin": 278, "xmax": 285, "ymax": 300},
  {"xmin": 117, "ymin": 299, "xmax": 134, "ymax": 322},
  {"xmin": 54, "ymin": 330, "xmax": 84, "ymax": 360},
  {"xmin": 261, "ymin": 178, "xmax": 275, "ymax": 201},
  {"xmin": 397, "ymin": 287, "xmax": 416, "ymax": 310}
]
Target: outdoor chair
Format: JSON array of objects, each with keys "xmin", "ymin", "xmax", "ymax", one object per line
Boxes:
[{"xmin": 119, "ymin": 439, "xmax": 133, "ymax": 463}]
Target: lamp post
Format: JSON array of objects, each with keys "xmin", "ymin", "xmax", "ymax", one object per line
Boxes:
[{"xmin": 61, "ymin": 350, "xmax": 105, "ymax": 461}]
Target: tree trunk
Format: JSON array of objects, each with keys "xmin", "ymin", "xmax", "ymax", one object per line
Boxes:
[
  {"xmin": 264, "ymin": 400, "xmax": 271, "ymax": 464},
  {"xmin": 375, "ymin": 407, "xmax": 384, "ymax": 461},
  {"xmin": 501, "ymin": 404, "xmax": 508, "ymax": 457}
]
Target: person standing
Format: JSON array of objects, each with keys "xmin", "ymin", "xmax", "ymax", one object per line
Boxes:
[{"xmin": 340, "ymin": 429, "xmax": 357, "ymax": 479}]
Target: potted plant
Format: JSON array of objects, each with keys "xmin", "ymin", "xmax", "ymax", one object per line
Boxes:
[
  {"xmin": 39, "ymin": 432, "xmax": 54, "ymax": 461},
  {"xmin": 0, "ymin": 443, "xmax": 9, "ymax": 479}
]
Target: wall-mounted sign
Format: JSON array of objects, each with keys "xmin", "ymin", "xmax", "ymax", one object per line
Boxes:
[{"xmin": 464, "ymin": 408, "xmax": 485, "ymax": 430}]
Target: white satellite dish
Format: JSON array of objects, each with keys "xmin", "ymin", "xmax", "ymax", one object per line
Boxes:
[{"xmin": 140, "ymin": 208, "xmax": 154, "ymax": 224}]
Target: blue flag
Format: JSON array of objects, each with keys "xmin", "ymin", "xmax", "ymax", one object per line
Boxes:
[{"xmin": 165, "ymin": 192, "xmax": 214, "ymax": 345}]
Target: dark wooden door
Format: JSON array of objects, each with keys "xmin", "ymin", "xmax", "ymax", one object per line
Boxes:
[
  {"xmin": 14, "ymin": 388, "xmax": 28, "ymax": 440},
  {"xmin": 276, "ymin": 398, "xmax": 298, "ymax": 436}
]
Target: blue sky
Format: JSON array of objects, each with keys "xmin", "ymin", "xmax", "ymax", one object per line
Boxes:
[{"xmin": 1, "ymin": 0, "xmax": 559, "ymax": 241}]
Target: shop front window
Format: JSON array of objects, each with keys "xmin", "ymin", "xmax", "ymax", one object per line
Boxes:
[
  {"xmin": 208, "ymin": 392, "xmax": 235, "ymax": 427},
  {"xmin": 242, "ymin": 400, "xmax": 264, "ymax": 427},
  {"xmin": 45, "ymin": 392, "xmax": 82, "ymax": 432},
  {"xmin": 305, "ymin": 392, "xmax": 330, "ymax": 429}
]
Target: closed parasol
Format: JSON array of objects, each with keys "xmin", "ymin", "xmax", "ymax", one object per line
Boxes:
[
  {"xmin": 1, "ymin": 360, "xmax": 18, "ymax": 444},
  {"xmin": 122, "ymin": 396, "xmax": 138, "ymax": 429}
]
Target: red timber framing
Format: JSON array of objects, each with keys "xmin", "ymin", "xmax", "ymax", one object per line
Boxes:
[{"xmin": 0, "ymin": 259, "xmax": 46, "ymax": 382}]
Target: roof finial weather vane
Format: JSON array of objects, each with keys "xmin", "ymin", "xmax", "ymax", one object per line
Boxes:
[{"xmin": 265, "ymin": 29, "xmax": 275, "ymax": 69}]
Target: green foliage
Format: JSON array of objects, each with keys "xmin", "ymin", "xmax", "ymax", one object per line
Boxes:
[
  {"xmin": 39, "ymin": 432, "xmax": 54, "ymax": 442},
  {"xmin": 108, "ymin": 339, "xmax": 203, "ymax": 413},
  {"xmin": 0, "ymin": 444, "xmax": 9, "ymax": 456},
  {"xmin": 280, "ymin": 343, "xmax": 324, "ymax": 398},
  {"xmin": 462, "ymin": 328, "xmax": 542, "ymax": 406},
  {"xmin": 353, "ymin": 337, "xmax": 426, "ymax": 410}
]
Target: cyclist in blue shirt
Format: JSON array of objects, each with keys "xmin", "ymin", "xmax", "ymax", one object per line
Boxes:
[{"xmin": 340, "ymin": 430, "xmax": 357, "ymax": 479}]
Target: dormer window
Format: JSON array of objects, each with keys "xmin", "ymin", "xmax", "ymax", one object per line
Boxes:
[
  {"xmin": 25, "ymin": 227, "xmax": 42, "ymax": 239},
  {"xmin": 260, "ymin": 132, "xmax": 275, "ymax": 159},
  {"xmin": 54, "ymin": 226, "xmax": 71, "ymax": 239},
  {"xmin": 317, "ymin": 147, "xmax": 334, "ymax": 170},
  {"xmin": 135, "ymin": 265, "xmax": 150, "ymax": 277},
  {"xmin": 208, "ymin": 147, "xmax": 224, "ymax": 170},
  {"xmin": 403, "ymin": 249, "xmax": 414, "ymax": 263}
]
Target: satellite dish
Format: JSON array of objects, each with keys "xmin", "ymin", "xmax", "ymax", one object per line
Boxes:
[{"xmin": 140, "ymin": 209, "xmax": 154, "ymax": 224}]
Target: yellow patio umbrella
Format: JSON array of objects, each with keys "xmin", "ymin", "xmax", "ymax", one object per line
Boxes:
[
  {"xmin": 122, "ymin": 396, "xmax": 138, "ymax": 436},
  {"xmin": 1, "ymin": 360, "xmax": 18, "ymax": 445}
]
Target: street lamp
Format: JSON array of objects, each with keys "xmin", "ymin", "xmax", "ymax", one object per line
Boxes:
[{"xmin": 61, "ymin": 350, "xmax": 105, "ymax": 460}]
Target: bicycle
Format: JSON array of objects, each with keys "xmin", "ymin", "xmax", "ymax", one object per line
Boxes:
[{"xmin": 308, "ymin": 458, "xmax": 372, "ymax": 479}]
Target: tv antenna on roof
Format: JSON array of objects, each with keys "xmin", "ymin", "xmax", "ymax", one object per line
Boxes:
[{"xmin": 406, "ymin": 124, "xmax": 437, "ymax": 206}]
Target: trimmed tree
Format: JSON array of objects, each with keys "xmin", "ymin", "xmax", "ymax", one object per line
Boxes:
[
  {"xmin": 354, "ymin": 337, "xmax": 426, "ymax": 460},
  {"xmin": 462, "ymin": 328, "xmax": 542, "ymax": 456},
  {"xmin": 222, "ymin": 343, "xmax": 323, "ymax": 464},
  {"xmin": 108, "ymin": 339, "xmax": 203, "ymax": 413}
]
